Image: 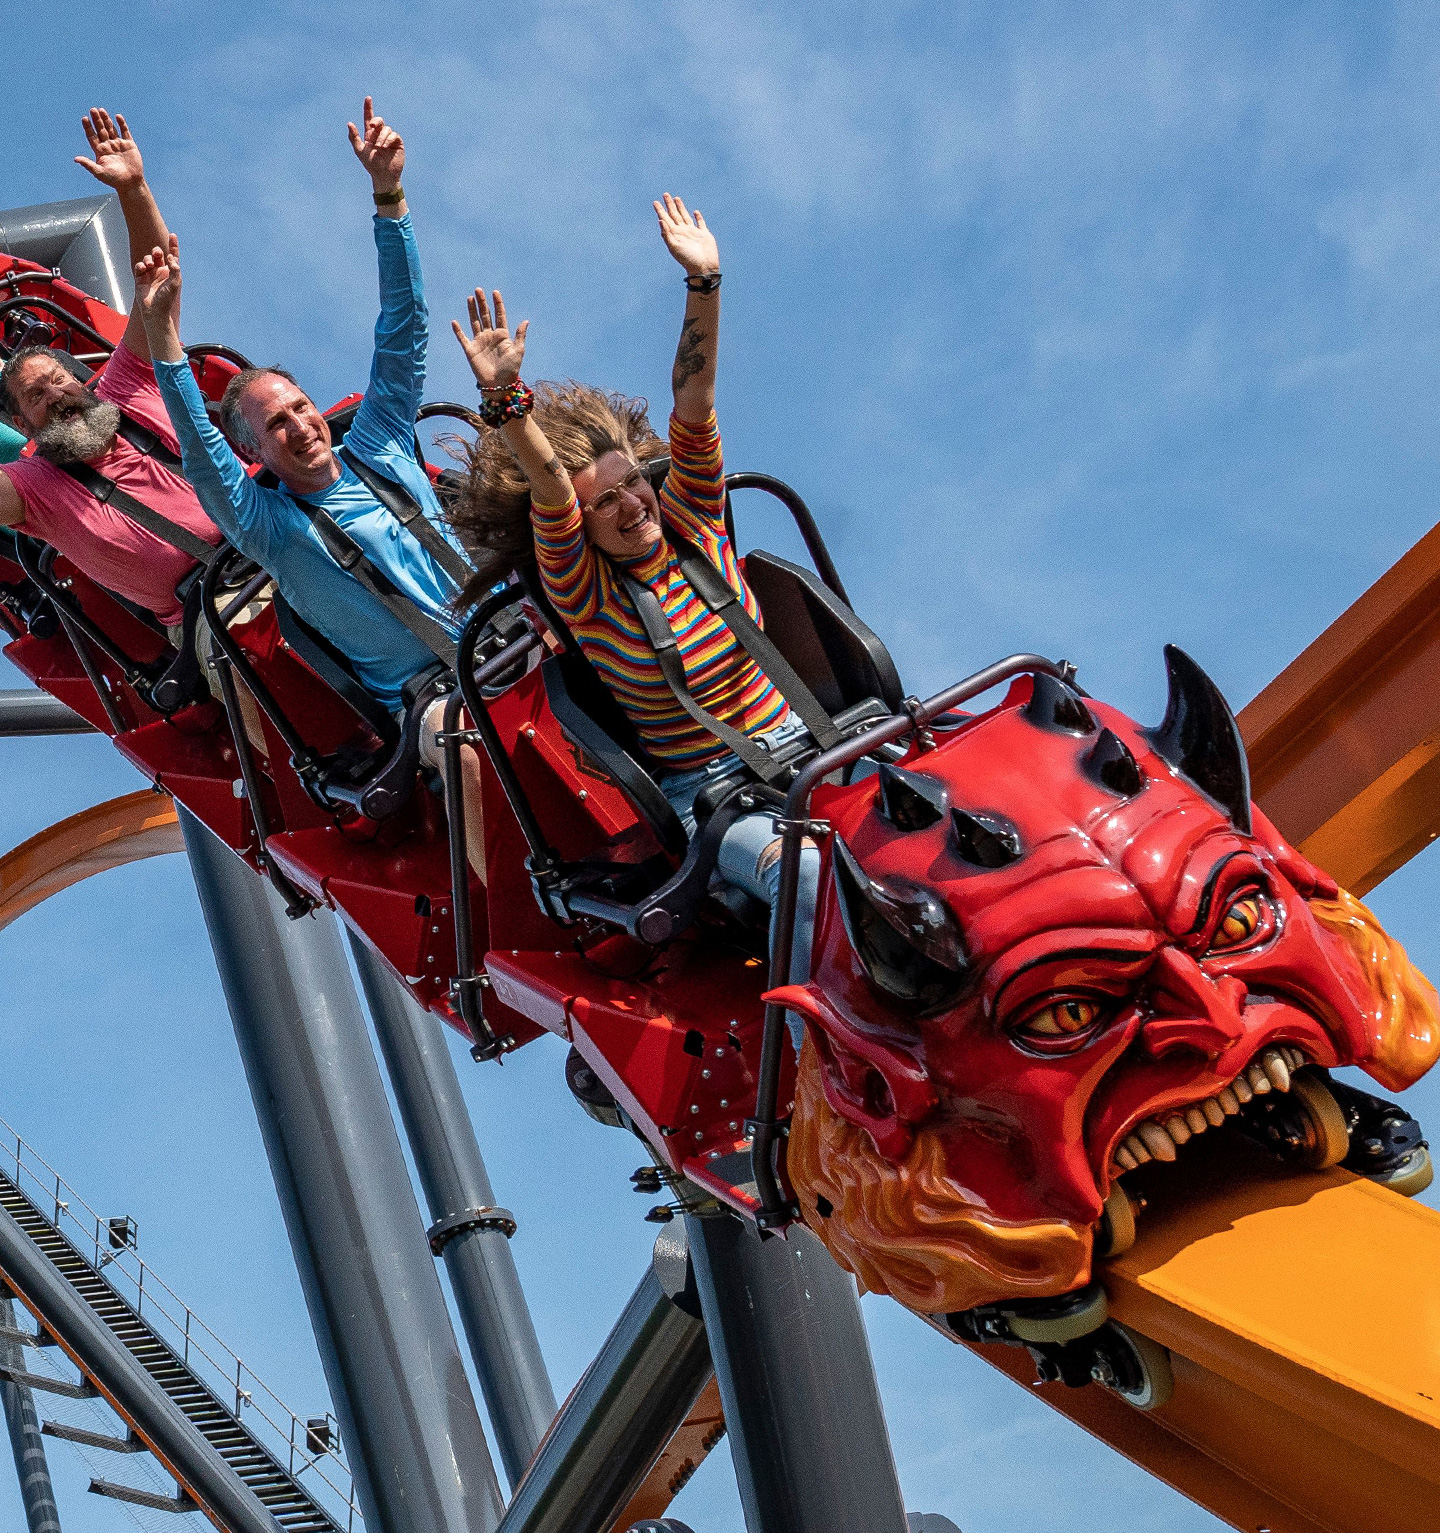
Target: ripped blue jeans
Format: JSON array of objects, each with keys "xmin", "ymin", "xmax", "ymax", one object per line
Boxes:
[{"xmin": 658, "ymin": 715, "xmax": 820, "ymax": 1048}]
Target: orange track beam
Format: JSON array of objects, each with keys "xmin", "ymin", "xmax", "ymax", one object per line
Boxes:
[
  {"xmin": 0, "ymin": 791, "xmax": 182, "ymax": 932},
  {"xmin": 607, "ymin": 1377, "xmax": 726, "ymax": 1531},
  {"xmin": 965, "ymin": 1134, "xmax": 1440, "ymax": 1533},
  {"xmin": 1238, "ymin": 518, "xmax": 1440, "ymax": 892}
]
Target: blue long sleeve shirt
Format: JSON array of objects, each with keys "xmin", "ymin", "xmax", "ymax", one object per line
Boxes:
[{"xmin": 154, "ymin": 214, "xmax": 466, "ymax": 710}]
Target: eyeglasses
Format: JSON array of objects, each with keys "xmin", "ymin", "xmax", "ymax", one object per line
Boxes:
[{"xmin": 583, "ymin": 465, "xmax": 648, "ymax": 518}]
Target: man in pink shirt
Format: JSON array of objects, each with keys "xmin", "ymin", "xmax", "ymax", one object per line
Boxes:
[{"xmin": 0, "ymin": 110, "xmax": 221, "ymax": 632}]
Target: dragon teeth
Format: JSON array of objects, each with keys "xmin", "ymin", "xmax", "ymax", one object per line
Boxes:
[
  {"xmin": 1114, "ymin": 1145, "xmax": 1138, "ymax": 1171},
  {"xmin": 1163, "ymin": 1115, "xmax": 1192, "ymax": 1145},
  {"xmin": 1262, "ymin": 1048, "xmax": 1291, "ymax": 1092},
  {"xmin": 1123, "ymin": 1134, "xmax": 1152, "ymax": 1165},
  {"xmin": 1185, "ymin": 1106, "xmax": 1209, "ymax": 1135},
  {"xmin": 1246, "ymin": 1064, "xmax": 1272, "ymax": 1095},
  {"xmin": 1233, "ymin": 1074, "xmax": 1254, "ymax": 1103},
  {"xmin": 1217, "ymin": 1086, "xmax": 1240, "ymax": 1115},
  {"xmin": 1202, "ymin": 1097, "xmax": 1226, "ymax": 1127},
  {"xmin": 1138, "ymin": 1121, "xmax": 1178, "ymax": 1162}
]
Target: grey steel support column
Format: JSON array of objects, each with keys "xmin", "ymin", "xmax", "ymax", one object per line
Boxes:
[
  {"xmin": 685, "ymin": 1212, "xmax": 908, "ymax": 1533},
  {"xmin": 347, "ymin": 934, "xmax": 556, "ymax": 1489},
  {"xmin": 180, "ymin": 810, "xmax": 504, "ymax": 1533},
  {"xmin": 496, "ymin": 1226, "xmax": 713, "ymax": 1533},
  {"xmin": 0, "ymin": 691, "xmax": 93, "ymax": 736},
  {"xmin": 0, "ymin": 1294, "xmax": 60, "ymax": 1533},
  {"xmin": 0, "ymin": 1207, "xmax": 279, "ymax": 1533}
]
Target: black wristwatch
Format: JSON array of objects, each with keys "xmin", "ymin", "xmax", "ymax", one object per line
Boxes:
[{"xmin": 684, "ymin": 271, "xmax": 722, "ymax": 294}]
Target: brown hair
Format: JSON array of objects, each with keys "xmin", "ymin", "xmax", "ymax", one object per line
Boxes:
[
  {"xmin": 1, "ymin": 345, "xmax": 74, "ymax": 417},
  {"xmin": 446, "ymin": 380, "xmax": 667, "ymax": 606}
]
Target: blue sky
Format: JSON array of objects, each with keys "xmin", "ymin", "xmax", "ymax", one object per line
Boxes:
[{"xmin": 4, "ymin": 3, "xmax": 1440, "ymax": 1529}]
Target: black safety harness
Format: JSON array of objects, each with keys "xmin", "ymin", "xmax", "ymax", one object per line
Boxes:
[{"xmin": 620, "ymin": 533, "xmax": 842, "ymax": 787}]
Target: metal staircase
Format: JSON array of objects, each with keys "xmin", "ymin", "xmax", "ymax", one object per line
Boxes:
[{"xmin": 0, "ymin": 1117, "xmax": 360, "ymax": 1530}]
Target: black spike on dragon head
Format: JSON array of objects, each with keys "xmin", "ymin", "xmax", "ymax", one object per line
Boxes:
[{"xmin": 1144, "ymin": 644, "xmax": 1251, "ymax": 832}]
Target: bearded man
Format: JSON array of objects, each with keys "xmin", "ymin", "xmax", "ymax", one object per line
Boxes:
[{"xmin": 0, "ymin": 109, "xmax": 221, "ymax": 638}]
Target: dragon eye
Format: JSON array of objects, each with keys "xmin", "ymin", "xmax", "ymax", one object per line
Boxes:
[
  {"xmin": 1208, "ymin": 890, "xmax": 1270, "ymax": 952},
  {"xmin": 832, "ymin": 837, "xmax": 967, "ymax": 1013},
  {"xmin": 1015, "ymin": 998, "xmax": 1104, "ymax": 1045}
]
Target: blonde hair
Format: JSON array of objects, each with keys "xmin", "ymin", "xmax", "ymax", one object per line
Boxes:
[{"xmin": 446, "ymin": 380, "xmax": 668, "ymax": 605}]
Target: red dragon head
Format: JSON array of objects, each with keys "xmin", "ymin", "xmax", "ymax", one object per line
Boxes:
[{"xmin": 771, "ymin": 649, "xmax": 1440, "ymax": 1317}]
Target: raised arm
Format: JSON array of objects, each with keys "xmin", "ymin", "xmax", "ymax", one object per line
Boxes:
[
  {"xmin": 74, "ymin": 110, "xmax": 169, "ymax": 363},
  {"xmin": 133, "ymin": 238, "xmax": 268, "ymax": 552},
  {"xmin": 452, "ymin": 289, "xmax": 603, "ymax": 621},
  {"xmin": 654, "ymin": 194, "xmax": 721, "ymax": 424},
  {"xmin": 452, "ymin": 289, "xmax": 569, "ymax": 505},
  {"xmin": 345, "ymin": 97, "xmax": 427, "ymax": 444}
]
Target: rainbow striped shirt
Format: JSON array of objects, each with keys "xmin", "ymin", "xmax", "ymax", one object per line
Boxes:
[{"xmin": 532, "ymin": 412, "xmax": 788, "ymax": 769}]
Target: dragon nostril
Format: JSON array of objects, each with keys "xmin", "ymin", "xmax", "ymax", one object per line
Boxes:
[{"xmin": 864, "ymin": 1069, "xmax": 895, "ymax": 1120}]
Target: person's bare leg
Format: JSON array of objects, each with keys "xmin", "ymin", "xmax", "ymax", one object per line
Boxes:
[{"xmin": 420, "ymin": 700, "xmax": 486, "ymax": 884}]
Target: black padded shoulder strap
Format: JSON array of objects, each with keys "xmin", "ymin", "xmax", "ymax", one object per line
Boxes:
[
  {"xmin": 621, "ymin": 571, "xmax": 788, "ymax": 784},
  {"xmin": 57, "ymin": 459, "xmax": 216, "ymax": 566},
  {"xmin": 114, "ymin": 410, "xmax": 183, "ymax": 472},
  {"xmin": 666, "ymin": 534, "xmax": 842, "ymax": 751},
  {"xmin": 288, "ymin": 490, "xmax": 458, "ymax": 668},
  {"xmin": 336, "ymin": 444, "xmax": 472, "ymax": 589}
]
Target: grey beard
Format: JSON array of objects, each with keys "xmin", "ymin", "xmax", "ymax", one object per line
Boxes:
[{"xmin": 32, "ymin": 396, "xmax": 121, "ymax": 464}]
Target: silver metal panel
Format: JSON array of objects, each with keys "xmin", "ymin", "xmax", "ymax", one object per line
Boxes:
[
  {"xmin": 0, "ymin": 195, "xmax": 129, "ymax": 313},
  {"xmin": 0, "ymin": 690, "xmax": 94, "ymax": 737}
]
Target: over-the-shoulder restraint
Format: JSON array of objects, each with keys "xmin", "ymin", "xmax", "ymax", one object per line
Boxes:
[{"xmin": 336, "ymin": 444, "xmax": 472, "ymax": 589}]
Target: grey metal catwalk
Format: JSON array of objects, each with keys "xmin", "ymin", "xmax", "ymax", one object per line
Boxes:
[
  {"xmin": 0, "ymin": 1293, "xmax": 60, "ymax": 1533},
  {"xmin": 0, "ymin": 194, "xmax": 130, "ymax": 314},
  {"xmin": 686, "ymin": 1212, "xmax": 908, "ymax": 1533},
  {"xmin": 495, "ymin": 1226, "xmax": 713, "ymax": 1533},
  {"xmin": 347, "ymin": 936, "xmax": 556, "ymax": 1490},
  {"xmin": 0, "ymin": 1197, "xmax": 282, "ymax": 1533},
  {"xmin": 181, "ymin": 809, "xmax": 505, "ymax": 1533},
  {"xmin": 0, "ymin": 690, "xmax": 92, "ymax": 737}
]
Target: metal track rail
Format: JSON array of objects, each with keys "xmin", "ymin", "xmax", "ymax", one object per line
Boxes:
[{"xmin": 0, "ymin": 1166, "xmax": 349, "ymax": 1531}]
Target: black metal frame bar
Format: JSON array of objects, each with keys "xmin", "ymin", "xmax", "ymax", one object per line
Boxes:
[
  {"xmin": 200, "ymin": 546, "xmax": 331, "ymax": 800},
  {"xmin": 0, "ymin": 296, "xmax": 114, "ymax": 355},
  {"xmin": 748, "ymin": 652, "xmax": 1068, "ymax": 1225},
  {"xmin": 725, "ymin": 471, "xmax": 850, "ymax": 606}
]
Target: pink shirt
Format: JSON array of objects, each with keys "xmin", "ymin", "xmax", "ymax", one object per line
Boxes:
[{"xmin": 5, "ymin": 342, "xmax": 222, "ymax": 624}]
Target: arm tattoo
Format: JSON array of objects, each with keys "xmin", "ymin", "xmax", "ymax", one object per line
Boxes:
[
  {"xmin": 543, "ymin": 456, "xmax": 563, "ymax": 479},
  {"xmin": 672, "ymin": 317, "xmax": 709, "ymax": 390}
]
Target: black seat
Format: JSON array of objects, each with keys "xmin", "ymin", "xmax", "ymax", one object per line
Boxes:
[
  {"xmin": 540, "ymin": 649, "xmax": 688, "ymax": 858},
  {"xmin": 741, "ymin": 549, "xmax": 905, "ymax": 715}
]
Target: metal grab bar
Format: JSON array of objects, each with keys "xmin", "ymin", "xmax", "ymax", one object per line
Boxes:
[
  {"xmin": 749, "ymin": 653, "xmax": 1069, "ymax": 1225},
  {"xmin": 0, "ymin": 295, "xmax": 115, "ymax": 355},
  {"xmin": 725, "ymin": 471, "xmax": 851, "ymax": 607}
]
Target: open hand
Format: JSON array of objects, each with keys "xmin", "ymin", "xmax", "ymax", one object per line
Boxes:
[
  {"xmin": 653, "ymin": 194, "xmax": 719, "ymax": 276},
  {"xmin": 451, "ymin": 289, "xmax": 529, "ymax": 391},
  {"xmin": 75, "ymin": 108, "xmax": 145, "ymax": 193},
  {"xmin": 347, "ymin": 97, "xmax": 405, "ymax": 193},
  {"xmin": 134, "ymin": 235, "xmax": 182, "ymax": 321}
]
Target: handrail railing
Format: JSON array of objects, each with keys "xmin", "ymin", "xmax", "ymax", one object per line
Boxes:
[{"xmin": 0, "ymin": 1113, "xmax": 362, "ymax": 1529}]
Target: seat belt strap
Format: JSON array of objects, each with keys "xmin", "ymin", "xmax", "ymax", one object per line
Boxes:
[
  {"xmin": 114, "ymin": 411, "xmax": 183, "ymax": 472},
  {"xmin": 288, "ymin": 492, "xmax": 458, "ymax": 668},
  {"xmin": 668, "ymin": 535, "xmax": 842, "ymax": 750},
  {"xmin": 57, "ymin": 460, "xmax": 217, "ymax": 566},
  {"xmin": 620, "ymin": 573, "xmax": 788, "ymax": 784},
  {"xmin": 336, "ymin": 444, "xmax": 473, "ymax": 589}
]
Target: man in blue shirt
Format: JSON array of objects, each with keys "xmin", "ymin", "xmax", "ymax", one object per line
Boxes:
[{"xmin": 139, "ymin": 99, "xmax": 488, "ymax": 876}]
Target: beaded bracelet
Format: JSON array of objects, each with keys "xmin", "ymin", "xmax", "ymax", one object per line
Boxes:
[{"xmin": 476, "ymin": 379, "xmax": 534, "ymax": 428}]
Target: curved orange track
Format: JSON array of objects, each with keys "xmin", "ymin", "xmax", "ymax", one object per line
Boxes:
[{"xmin": 0, "ymin": 791, "xmax": 182, "ymax": 932}]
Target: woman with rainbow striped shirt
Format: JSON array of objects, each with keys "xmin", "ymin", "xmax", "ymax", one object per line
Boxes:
[{"xmin": 449, "ymin": 194, "xmax": 820, "ymax": 1012}]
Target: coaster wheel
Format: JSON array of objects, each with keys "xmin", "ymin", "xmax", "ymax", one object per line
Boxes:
[
  {"xmin": 1096, "ymin": 1185, "xmax": 1136, "ymax": 1258},
  {"xmin": 1100, "ymin": 1323, "xmax": 1174, "ymax": 1411},
  {"xmin": 1372, "ymin": 1144, "xmax": 1435, "ymax": 1198},
  {"xmin": 1287, "ymin": 1073, "xmax": 1351, "ymax": 1170}
]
